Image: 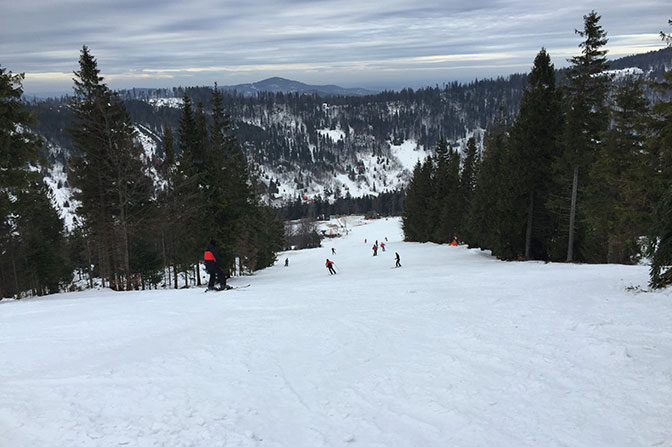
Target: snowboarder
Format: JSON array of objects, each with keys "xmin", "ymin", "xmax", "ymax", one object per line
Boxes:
[
  {"xmin": 204, "ymin": 239, "xmax": 227, "ymax": 290},
  {"xmin": 395, "ymin": 252, "xmax": 401, "ymax": 268},
  {"xmin": 380, "ymin": 242, "xmax": 386, "ymax": 252},
  {"xmin": 449, "ymin": 236, "xmax": 458, "ymax": 246},
  {"xmin": 325, "ymin": 259, "xmax": 336, "ymax": 275},
  {"xmin": 284, "ymin": 258, "xmax": 289, "ymax": 267},
  {"xmin": 372, "ymin": 244, "xmax": 378, "ymax": 256}
]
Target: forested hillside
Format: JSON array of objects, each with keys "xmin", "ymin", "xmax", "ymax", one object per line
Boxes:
[{"xmin": 27, "ymin": 48, "xmax": 671, "ymax": 205}]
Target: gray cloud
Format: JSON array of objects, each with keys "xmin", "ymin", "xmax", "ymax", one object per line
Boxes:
[{"xmin": 1, "ymin": 0, "xmax": 668, "ymax": 93}]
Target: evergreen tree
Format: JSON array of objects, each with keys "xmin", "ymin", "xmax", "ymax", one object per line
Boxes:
[
  {"xmin": 432, "ymin": 139, "xmax": 461, "ymax": 243},
  {"xmin": 649, "ymin": 186, "xmax": 672, "ymax": 288},
  {"xmin": 402, "ymin": 158, "xmax": 434, "ymax": 241},
  {"xmin": 161, "ymin": 124, "xmax": 175, "ymax": 174},
  {"xmin": 169, "ymin": 94, "xmax": 206, "ymax": 286},
  {"xmin": 458, "ymin": 137, "xmax": 480, "ymax": 238},
  {"xmin": 586, "ymin": 77, "xmax": 651, "ymax": 263},
  {"xmin": 648, "ymin": 18, "xmax": 672, "ymax": 287},
  {"xmin": 14, "ymin": 181, "xmax": 72, "ymax": 295},
  {"xmin": 68, "ymin": 46, "xmax": 154, "ymax": 289},
  {"xmin": 559, "ymin": 11, "xmax": 611, "ymax": 262},
  {"xmin": 464, "ymin": 115, "xmax": 522, "ymax": 258},
  {"xmin": 510, "ymin": 48, "xmax": 563, "ymax": 260},
  {"xmin": 0, "ymin": 68, "xmax": 42, "ymax": 196},
  {"xmin": 0, "ymin": 67, "xmax": 70, "ymax": 297}
]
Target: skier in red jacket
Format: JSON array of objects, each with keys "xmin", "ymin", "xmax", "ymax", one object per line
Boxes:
[
  {"xmin": 204, "ymin": 239, "xmax": 227, "ymax": 290},
  {"xmin": 325, "ymin": 259, "xmax": 336, "ymax": 275}
]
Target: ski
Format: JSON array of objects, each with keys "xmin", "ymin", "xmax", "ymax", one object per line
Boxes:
[{"xmin": 204, "ymin": 284, "xmax": 251, "ymax": 292}]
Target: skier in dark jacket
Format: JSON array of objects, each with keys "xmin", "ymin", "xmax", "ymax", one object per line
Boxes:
[
  {"xmin": 204, "ymin": 239, "xmax": 227, "ymax": 290},
  {"xmin": 395, "ymin": 252, "xmax": 401, "ymax": 268}
]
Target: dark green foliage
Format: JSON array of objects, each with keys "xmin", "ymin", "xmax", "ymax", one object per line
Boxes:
[
  {"xmin": 402, "ymin": 158, "xmax": 435, "ymax": 242},
  {"xmin": 648, "ymin": 19, "xmax": 672, "ymax": 287},
  {"xmin": 511, "ymin": 48, "xmax": 563, "ymax": 260},
  {"xmin": 0, "ymin": 68, "xmax": 42, "ymax": 193},
  {"xmin": 0, "ymin": 66, "xmax": 70, "ymax": 298},
  {"xmin": 649, "ymin": 186, "xmax": 672, "ymax": 288},
  {"xmin": 559, "ymin": 11, "xmax": 612, "ymax": 262},
  {"xmin": 586, "ymin": 77, "xmax": 652, "ymax": 263},
  {"xmin": 13, "ymin": 182, "xmax": 73, "ymax": 295},
  {"xmin": 129, "ymin": 232, "xmax": 163, "ymax": 289},
  {"xmin": 467, "ymin": 118, "xmax": 526, "ymax": 259},
  {"xmin": 432, "ymin": 138, "xmax": 461, "ymax": 243},
  {"xmin": 457, "ymin": 137, "xmax": 479, "ymax": 238},
  {"xmin": 68, "ymin": 46, "xmax": 155, "ymax": 289}
]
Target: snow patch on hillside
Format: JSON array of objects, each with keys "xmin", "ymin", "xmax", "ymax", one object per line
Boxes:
[
  {"xmin": 147, "ymin": 97, "xmax": 183, "ymax": 108},
  {"xmin": 318, "ymin": 127, "xmax": 345, "ymax": 142},
  {"xmin": 605, "ymin": 67, "xmax": 645, "ymax": 81},
  {"xmin": 390, "ymin": 139, "xmax": 429, "ymax": 171},
  {"xmin": 43, "ymin": 160, "xmax": 78, "ymax": 230}
]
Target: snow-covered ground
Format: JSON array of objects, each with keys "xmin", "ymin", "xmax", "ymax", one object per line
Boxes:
[{"xmin": 1, "ymin": 216, "xmax": 671, "ymax": 447}]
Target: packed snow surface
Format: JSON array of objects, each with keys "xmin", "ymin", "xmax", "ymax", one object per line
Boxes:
[{"xmin": 1, "ymin": 217, "xmax": 671, "ymax": 447}]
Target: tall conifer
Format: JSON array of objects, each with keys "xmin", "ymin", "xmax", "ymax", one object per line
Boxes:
[
  {"xmin": 560, "ymin": 11, "xmax": 611, "ymax": 262},
  {"xmin": 510, "ymin": 49, "xmax": 562, "ymax": 260}
]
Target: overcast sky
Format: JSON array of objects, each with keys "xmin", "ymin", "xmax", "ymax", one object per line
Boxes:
[{"xmin": 1, "ymin": 0, "xmax": 669, "ymax": 95}]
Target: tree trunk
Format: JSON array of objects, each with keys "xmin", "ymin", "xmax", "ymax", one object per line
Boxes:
[
  {"xmin": 11, "ymin": 250, "xmax": 20, "ymax": 298},
  {"xmin": 567, "ymin": 166, "xmax": 579, "ymax": 262},
  {"xmin": 524, "ymin": 189, "xmax": 534, "ymax": 260},
  {"xmin": 196, "ymin": 263, "xmax": 201, "ymax": 286},
  {"xmin": 173, "ymin": 265, "xmax": 178, "ymax": 289}
]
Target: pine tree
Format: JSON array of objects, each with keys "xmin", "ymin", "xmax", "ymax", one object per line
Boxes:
[
  {"xmin": 170, "ymin": 94, "xmax": 206, "ymax": 286},
  {"xmin": 586, "ymin": 77, "xmax": 651, "ymax": 263},
  {"xmin": 648, "ymin": 18, "xmax": 672, "ymax": 287},
  {"xmin": 206, "ymin": 85, "xmax": 254, "ymax": 273},
  {"xmin": 0, "ymin": 67, "xmax": 42, "ymax": 195},
  {"xmin": 464, "ymin": 114, "xmax": 522, "ymax": 257},
  {"xmin": 560, "ymin": 11, "xmax": 611, "ymax": 262},
  {"xmin": 14, "ymin": 181, "xmax": 72, "ymax": 295},
  {"xmin": 649, "ymin": 187, "xmax": 672, "ymax": 288},
  {"xmin": 432, "ymin": 139, "xmax": 461, "ymax": 243},
  {"xmin": 0, "ymin": 66, "xmax": 67, "ymax": 297},
  {"xmin": 402, "ymin": 158, "xmax": 434, "ymax": 241},
  {"xmin": 458, "ymin": 137, "xmax": 480, "ymax": 238},
  {"xmin": 161, "ymin": 124, "xmax": 175, "ymax": 176},
  {"xmin": 510, "ymin": 48, "xmax": 563, "ymax": 260},
  {"xmin": 68, "ymin": 46, "xmax": 154, "ymax": 289}
]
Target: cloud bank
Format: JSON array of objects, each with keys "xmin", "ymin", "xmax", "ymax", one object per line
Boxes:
[{"xmin": 1, "ymin": 0, "xmax": 668, "ymax": 93}]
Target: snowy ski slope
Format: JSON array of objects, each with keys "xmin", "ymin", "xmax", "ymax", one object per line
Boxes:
[{"xmin": 1, "ymin": 216, "xmax": 671, "ymax": 446}]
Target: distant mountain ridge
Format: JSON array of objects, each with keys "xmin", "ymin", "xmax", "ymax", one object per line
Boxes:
[{"xmin": 220, "ymin": 77, "xmax": 377, "ymax": 97}]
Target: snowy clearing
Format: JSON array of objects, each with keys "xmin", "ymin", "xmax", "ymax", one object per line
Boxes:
[{"xmin": 1, "ymin": 216, "xmax": 671, "ymax": 447}]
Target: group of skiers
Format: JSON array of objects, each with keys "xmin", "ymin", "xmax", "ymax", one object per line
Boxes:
[
  {"xmin": 324, "ymin": 236, "xmax": 400, "ymax": 275},
  {"xmin": 205, "ymin": 232, "xmax": 412, "ymax": 286},
  {"xmin": 371, "ymin": 239, "xmax": 387, "ymax": 256}
]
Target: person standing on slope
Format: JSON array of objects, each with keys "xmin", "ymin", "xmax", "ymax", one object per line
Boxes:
[
  {"xmin": 325, "ymin": 259, "xmax": 337, "ymax": 275},
  {"xmin": 395, "ymin": 252, "xmax": 401, "ymax": 268},
  {"xmin": 449, "ymin": 236, "xmax": 458, "ymax": 246},
  {"xmin": 380, "ymin": 242, "xmax": 386, "ymax": 252},
  {"xmin": 372, "ymin": 244, "xmax": 378, "ymax": 256},
  {"xmin": 204, "ymin": 239, "xmax": 227, "ymax": 290}
]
